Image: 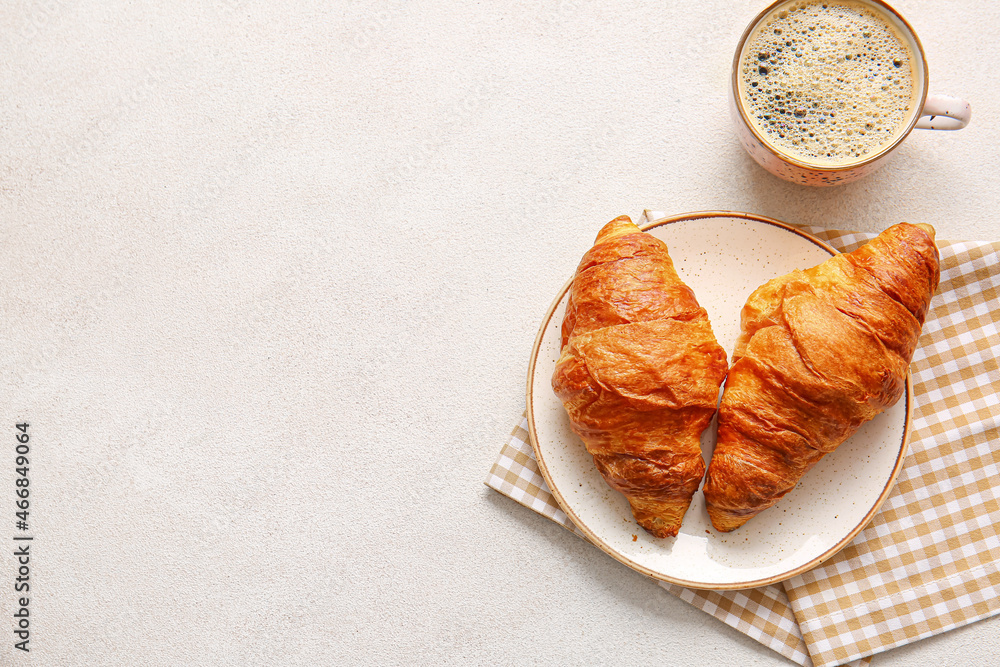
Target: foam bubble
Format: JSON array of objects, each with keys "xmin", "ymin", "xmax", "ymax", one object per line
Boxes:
[{"xmin": 739, "ymin": 0, "xmax": 917, "ymax": 165}]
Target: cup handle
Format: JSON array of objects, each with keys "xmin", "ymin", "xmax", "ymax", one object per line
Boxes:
[{"xmin": 915, "ymin": 94, "xmax": 971, "ymax": 130}]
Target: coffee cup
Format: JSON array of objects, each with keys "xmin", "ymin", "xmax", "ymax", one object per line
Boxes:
[{"xmin": 731, "ymin": 0, "xmax": 970, "ymax": 186}]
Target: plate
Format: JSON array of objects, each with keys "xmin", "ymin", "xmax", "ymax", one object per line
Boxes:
[{"xmin": 526, "ymin": 211, "xmax": 911, "ymax": 590}]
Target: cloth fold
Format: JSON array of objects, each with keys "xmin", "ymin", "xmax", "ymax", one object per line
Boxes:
[{"xmin": 486, "ymin": 211, "xmax": 1000, "ymax": 667}]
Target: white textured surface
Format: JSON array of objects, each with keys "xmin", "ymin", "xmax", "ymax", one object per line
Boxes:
[{"xmin": 0, "ymin": 0, "xmax": 997, "ymax": 665}]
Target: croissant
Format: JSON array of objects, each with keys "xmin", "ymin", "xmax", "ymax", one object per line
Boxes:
[
  {"xmin": 703, "ymin": 222, "xmax": 940, "ymax": 532},
  {"xmin": 552, "ymin": 216, "xmax": 728, "ymax": 538}
]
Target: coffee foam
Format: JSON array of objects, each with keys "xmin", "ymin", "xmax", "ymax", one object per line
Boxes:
[{"xmin": 739, "ymin": 0, "xmax": 918, "ymax": 166}]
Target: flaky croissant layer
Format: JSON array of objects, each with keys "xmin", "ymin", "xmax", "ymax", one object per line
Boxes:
[
  {"xmin": 703, "ymin": 222, "xmax": 940, "ymax": 532},
  {"xmin": 552, "ymin": 216, "xmax": 728, "ymax": 537}
]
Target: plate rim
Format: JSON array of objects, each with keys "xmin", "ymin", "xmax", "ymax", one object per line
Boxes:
[{"xmin": 525, "ymin": 210, "xmax": 913, "ymax": 590}]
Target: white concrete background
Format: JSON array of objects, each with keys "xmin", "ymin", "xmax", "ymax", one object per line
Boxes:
[{"xmin": 1, "ymin": 0, "xmax": 998, "ymax": 665}]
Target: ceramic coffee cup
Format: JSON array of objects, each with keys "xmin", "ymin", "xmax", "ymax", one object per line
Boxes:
[{"xmin": 731, "ymin": 0, "xmax": 970, "ymax": 186}]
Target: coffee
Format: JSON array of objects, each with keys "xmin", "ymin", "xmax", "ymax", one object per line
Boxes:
[{"xmin": 737, "ymin": 0, "xmax": 920, "ymax": 166}]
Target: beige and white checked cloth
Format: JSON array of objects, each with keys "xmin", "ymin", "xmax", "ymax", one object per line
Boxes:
[{"xmin": 486, "ymin": 214, "xmax": 1000, "ymax": 667}]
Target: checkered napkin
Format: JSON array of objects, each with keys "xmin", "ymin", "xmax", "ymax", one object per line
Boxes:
[{"xmin": 486, "ymin": 213, "xmax": 1000, "ymax": 667}]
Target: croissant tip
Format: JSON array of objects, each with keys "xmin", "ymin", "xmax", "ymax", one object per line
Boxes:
[
  {"xmin": 595, "ymin": 215, "xmax": 640, "ymax": 244},
  {"xmin": 706, "ymin": 507, "xmax": 751, "ymax": 533},
  {"xmin": 909, "ymin": 222, "xmax": 936, "ymax": 241},
  {"xmin": 643, "ymin": 525, "xmax": 680, "ymax": 539}
]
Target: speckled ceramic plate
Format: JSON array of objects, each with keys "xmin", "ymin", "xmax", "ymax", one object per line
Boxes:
[{"xmin": 526, "ymin": 211, "xmax": 911, "ymax": 590}]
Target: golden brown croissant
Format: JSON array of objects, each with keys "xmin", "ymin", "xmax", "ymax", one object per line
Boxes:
[
  {"xmin": 703, "ymin": 222, "xmax": 940, "ymax": 532},
  {"xmin": 551, "ymin": 216, "xmax": 728, "ymax": 537}
]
